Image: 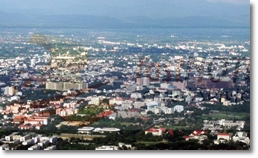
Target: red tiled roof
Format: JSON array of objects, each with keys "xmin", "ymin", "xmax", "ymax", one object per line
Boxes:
[
  {"xmin": 145, "ymin": 127, "xmax": 166, "ymax": 133},
  {"xmin": 167, "ymin": 129, "xmax": 174, "ymax": 135},
  {"xmin": 146, "ymin": 129, "xmax": 159, "ymax": 133},
  {"xmin": 35, "ymin": 124, "xmax": 42, "ymax": 127},
  {"xmin": 218, "ymin": 133, "xmax": 230, "ymax": 136},
  {"xmin": 191, "ymin": 130, "xmax": 206, "ymax": 136},
  {"xmin": 159, "ymin": 128, "xmax": 166, "ymax": 132}
]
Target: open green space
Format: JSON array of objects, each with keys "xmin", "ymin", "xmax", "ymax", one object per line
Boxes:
[
  {"xmin": 136, "ymin": 140, "xmax": 168, "ymax": 146},
  {"xmin": 159, "ymin": 125, "xmax": 192, "ymax": 130},
  {"xmin": 201, "ymin": 112, "xmax": 249, "ymax": 120},
  {"xmin": 79, "ymin": 107, "xmax": 103, "ymax": 115}
]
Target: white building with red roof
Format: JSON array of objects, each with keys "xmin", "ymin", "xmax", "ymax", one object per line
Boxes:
[
  {"xmin": 145, "ymin": 127, "xmax": 166, "ymax": 136},
  {"xmin": 183, "ymin": 130, "xmax": 207, "ymax": 143},
  {"xmin": 214, "ymin": 133, "xmax": 231, "ymax": 144},
  {"xmin": 217, "ymin": 133, "xmax": 231, "ymax": 140}
]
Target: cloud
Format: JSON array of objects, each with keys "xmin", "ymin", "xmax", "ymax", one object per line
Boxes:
[{"xmin": 206, "ymin": 0, "xmax": 249, "ymax": 4}]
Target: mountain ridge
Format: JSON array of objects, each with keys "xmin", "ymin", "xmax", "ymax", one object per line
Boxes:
[{"xmin": 0, "ymin": 11, "xmax": 250, "ymax": 28}]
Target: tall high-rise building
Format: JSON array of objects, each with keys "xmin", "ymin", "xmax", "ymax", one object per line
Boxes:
[
  {"xmin": 142, "ymin": 77, "xmax": 150, "ymax": 86},
  {"xmin": 4, "ymin": 86, "xmax": 16, "ymax": 96},
  {"xmin": 136, "ymin": 77, "xmax": 142, "ymax": 85},
  {"xmin": 30, "ymin": 58, "xmax": 36, "ymax": 67}
]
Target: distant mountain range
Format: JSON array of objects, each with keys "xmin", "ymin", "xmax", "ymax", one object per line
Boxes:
[{"xmin": 0, "ymin": 11, "xmax": 250, "ymax": 28}]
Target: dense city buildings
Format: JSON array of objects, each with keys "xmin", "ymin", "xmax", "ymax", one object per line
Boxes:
[{"xmin": 0, "ymin": 25, "xmax": 250, "ymax": 150}]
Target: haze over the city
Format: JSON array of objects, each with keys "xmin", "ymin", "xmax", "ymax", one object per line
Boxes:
[{"xmin": 0, "ymin": 0, "xmax": 250, "ymax": 28}]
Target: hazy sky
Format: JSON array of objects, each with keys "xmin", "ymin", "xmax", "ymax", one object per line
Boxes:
[{"xmin": 0, "ymin": 0, "xmax": 250, "ymax": 18}]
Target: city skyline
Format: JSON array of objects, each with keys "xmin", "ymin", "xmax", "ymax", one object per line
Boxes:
[{"xmin": 0, "ymin": 0, "xmax": 252, "ymax": 152}]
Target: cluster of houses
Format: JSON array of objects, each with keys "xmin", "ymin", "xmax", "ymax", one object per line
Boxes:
[
  {"xmin": 0, "ymin": 132, "xmax": 57, "ymax": 150},
  {"xmin": 203, "ymin": 119, "xmax": 245, "ymax": 131},
  {"xmin": 143, "ymin": 127, "xmax": 250, "ymax": 146},
  {"xmin": 12, "ymin": 115, "xmax": 48, "ymax": 130},
  {"xmin": 95, "ymin": 142, "xmax": 133, "ymax": 150}
]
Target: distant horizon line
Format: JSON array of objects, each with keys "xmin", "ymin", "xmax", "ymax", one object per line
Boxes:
[{"xmin": 0, "ymin": 25, "xmax": 250, "ymax": 29}]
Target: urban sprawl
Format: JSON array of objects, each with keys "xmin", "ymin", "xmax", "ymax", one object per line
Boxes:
[{"xmin": 0, "ymin": 29, "xmax": 250, "ymax": 150}]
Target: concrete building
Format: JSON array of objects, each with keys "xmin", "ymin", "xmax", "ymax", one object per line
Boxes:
[
  {"xmin": 46, "ymin": 81, "xmax": 88, "ymax": 91},
  {"xmin": 145, "ymin": 127, "xmax": 166, "ymax": 136},
  {"xmin": 172, "ymin": 81, "xmax": 187, "ymax": 90},
  {"xmin": 20, "ymin": 134, "xmax": 31, "ymax": 142},
  {"xmin": 142, "ymin": 77, "xmax": 150, "ymax": 86},
  {"xmin": 173, "ymin": 105, "xmax": 184, "ymax": 113},
  {"xmin": 30, "ymin": 58, "xmax": 36, "ymax": 67},
  {"xmin": 95, "ymin": 145, "xmax": 119, "ymax": 150},
  {"xmin": 89, "ymin": 96, "xmax": 100, "ymax": 105},
  {"xmin": 44, "ymin": 145, "xmax": 56, "ymax": 150},
  {"xmin": 133, "ymin": 101, "xmax": 145, "ymax": 109},
  {"xmin": 49, "ymin": 136, "xmax": 58, "ymax": 143},
  {"xmin": 217, "ymin": 133, "xmax": 231, "ymax": 141},
  {"xmin": 22, "ymin": 139, "xmax": 35, "ymax": 146},
  {"xmin": 136, "ymin": 77, "xmax": 142, "ymax": 85},
  {"xmin": 38, "ymin": 140, "xmax": 50, "ymax": 147},
  {"xmin": 0, "ymin": 144, "xmax": 9, "ymax": 150},
  {"xmin": 232, "ymin": 132, "xmax": 250, "ymax": 145},
  {"xmin": 188, "ymin": 77, "xmax": 234, "ymax": 89},
  {"xmin": 45, "ymin": 81, "xmax": 63, "ymax": 91},
  {"xmin": 4, "ymin": 86, "xmax": 16, "ymax": 96},
  {"xmin": 28, "ymin": 144, "xmax": 41, "ymax": 150},
  {"xmin": 77, "ymin": 127, "xmax": 94, "ymax": 134},
  {"xmin": 160, "ymin": 83, "xmax": 170, "ymax": 89},
  {"xmin": 130, "ymin": 92, "xmax": 142, "ymax": 99},
  {"xmin": 160, "ymin": 106, "xmax": 173, "ymax": 114},
  {"xmin": 121, "ymin": 100, "xmax": 133, "ymax": 109}
]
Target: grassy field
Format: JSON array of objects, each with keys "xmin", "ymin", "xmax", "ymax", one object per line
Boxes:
[
  {"xmin": 202, "ymin": 112, "xmax": 249, "ymax": 120},
  {"xmin": 92, "ymin": 121, "xmax": 134, "ymax": 126},
  {"xmin": 159, "ymin": 125, "xmax": 192, "ymax": 130},
  {"xmin": 79, "ymin": 107, "xmax": 103, "ymax": 115},
  {"xmin": 136, "ymin": 140, "xmax": 168, "ymax": 146}
]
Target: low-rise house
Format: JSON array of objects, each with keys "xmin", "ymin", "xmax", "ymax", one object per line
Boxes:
[
  {"xmin": 173, "ymin": 105, "xmax": 184, "ymax": 113},
  {"xmin": 0, "ymin": 144, "xmax": 9, "ymax": 150},
  {"xmin": 38, "ymin": 140, "xmax": 50, "ymax": 147},
  {"xmin": 232, "ymin": 131, "xmax": 250, "ymax": 145},
  {"xmin": 97, "ymin": 110, "xmax": 113, "ymax": 118},
  {"xmin": 28, "ymin": 144, "xmax": 41, "ymax": 150},
  {"xmin": 13, "ymin": 115, "xmax": 26, "ymax": 124},
  {"xmin": 95, "ymin": 145, "xmax": 119, "ymax": 150},
  {"xmin": 22, "ymin": 139, "xmax": 35, "ymax": 146},
  {"xmin": 18, "ymin": 124, "xmax": 34, "ymax": 130},
  {"xmin": 5, "ymin": 132, "xmax": 19, "ymax": 141},
  {"xmin": 20, "ymin": 134, "xmax": 31, "ymax": 142},
  {"xmin": 121, "ymin": 100, "xmax": 133, "ymax": 109},
  {"xmin": 44, "ymin": 145, "xmax": 56, "ymax": 150},
  {"xmin": 56, "ymin": 107, "xmax": 78, "ymax": 116},
  {"xmin": 12, "ymin": 134, "xmax": 22, "ymax": 141},
  {"xmin": 214, "ymin": 133, "xmax": 231, "ymax": 144},
  {"xmin": 183, "ymin": 130, "xmax": 207, "ymax": 143},
  {"xmin": 133, "ymin": 101, "xmax": 145, "ymax": 109},
  {"xmin": 109, "ymin": 97, "xmax": 123, "ymax": 105},
  {"xmin": 49, "ymin": 136, "xmax": 58, "ymax": 143},
  {"xmin": 108, "ymin": 113, "xmax": 116, "ymax": 120},
  {"xmin": 145, "ymin": 127, "xmax": 166, "ymax": 136},
  {"xmin": 118, "ymin": 142, "xmax": 132, "ymax": 149}
]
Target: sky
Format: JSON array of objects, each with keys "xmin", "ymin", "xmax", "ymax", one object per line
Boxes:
[{"xmin": 0, "ymin": 0, "xmax": 250, "ymax": 19}]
